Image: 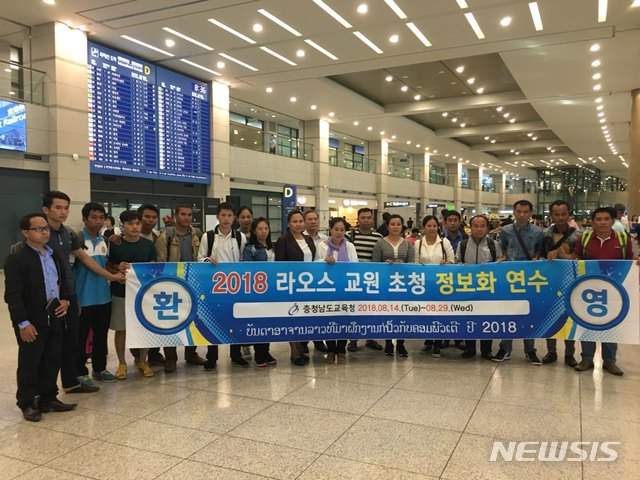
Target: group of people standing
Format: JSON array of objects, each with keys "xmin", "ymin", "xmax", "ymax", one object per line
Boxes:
[{"xmin": 4, "ymin": 194, "xmax": 631, "ymax": 423}]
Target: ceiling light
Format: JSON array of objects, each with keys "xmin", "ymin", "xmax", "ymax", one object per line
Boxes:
[
  {"xmin": 465, "ymin": 12, "xmax": 485, "ymax": 39},
  {"xmin": 509, "ymin": 118, "xmax": 516, "ymax": 123},
  {"xmin": 591, "ymin": 59, "xmax": 601, "ymax": 67},
  {"xmin": 500, "ymin": 16, "xmax": 512, "ymax": 27},
  {"xmin": 598, "ymin": 112, "xmax": 605, "ymax": 117},
  {"xmin": 162, "ymin": 28, "xmax": 214, "ymax": 50},
  {"xmin": 329, "ymin": 112, "xmax": 335, "ymax": 117},
  {"xmin": 353, "ymin": 31, "xmax": 383, "ymax": 53},
  {"xmin": 599, "ymin": 118, "xmax": 606, "ymax": 123},
  {"xmin": 312, "ymin": 0, "xmax": 353, "ymax": 28},
  {"xmin": 532, "ymin": 136, "xmax": 538, "ymax": 141},
  {"xmin": 179, "ymin": 59, "xmax": 221, "ymax": 75},
  {"xmin": 266, "ymin": 87, "xmax": 273, "ymax": 93},
  {"xmin": 467, "ymin": 77, "xmax": 476, "ymax": 85},
  {"xmin": 260, "ymin": 46, "xmax": 297, "ymax": 65},
  {"xmin": 456, "ymin": 66, "xmax": 465, "ymax": 73},
  {"xmin": 304, "ymin": 39, "xmax": 338, "ymax": 60},
  {"xmin": 401, "ymin": 85, "xmax": 409, "ymax": 92},
  {"xmin": 216, "ymin": 61, "xmax": 225, "ymax": 68},
  {"xmin": 385, "ymin": 75, "xmax": 393, "ymax": 82},
  {"xmin": 476, "ymin": 87, "xmax": 485, "ymax": 94},
  {"xmin": 451, "ymin": 117, "xmax": 458, "ymax": 123},
  {"xmin": 380, "ymin": 131, "xmax": 385, "ymax": 135},
  {"xmin": 310, "ymin": 104, "xmax": 317, "ymax": 110},
  {"xmin": 528, "ymin": 2, "xmax": 544, "ymax": 31},
  {"xmin": 633, "ymin": 0, "xmax": 640, "ymax": 6},
  {"xmin": 592, "ymin": 73, "xmax": 601, "ymax": 80},
  {"xmin": 357, "ymin": 3, "xmax": 368, "ymax": 14},
  {"xmin": 164, "ymin": 38, "xmax": 175, "ymax": 48},
  {"xmin": 120, "ymin": 35, "xmax": 174, "ymax": 56},
  {"xmin": 503, "ymin": 112, "xmax": 510, "ymax": 118},
  {"xmin": 252, "ymin": 23, "xmax": 263, "ymax": 33},
  {"xmin": 367, "ymin": 126, "xmax": 373, "ymax": 131},
  {"xmin": 218, "ymin": 52, "xmax": 258, "ymax": 71},
  {"xmin": 590, "ymin": 43, "xmax": 600, "ymax": 52},
  {"xmin": 460, "ymin": 123, "xmax": 466, "ymax": 127},
  {"xmin": 257, "ymin": 9, "xmax": 302, "ymax": 36},
  {"xmin": 384, "ymin": 0, "xmax": 407, "ymax": 19},
  {"xmin": 593, "ymin": 84, "xmax": 602, "ymax": 91},
  {"xmin": 406, "ymin": 23, "xmax": 432, "ymax": 47},
  {"xmin": 484, "ymin": 136, "xmax": 490, "ymax": 140},
  {"xmin": 406, "ymin": 140, "xmax": 411, "ymax": 144},
  {"xmin": 414, "ymin": 94, "xmax": 421, "ymax": 100},
  {"xmin": 597, "ymin": 105, "xmax": 604, "ymax": 110},
  {"xmin": 389, "ymin": 34, "xmax": 399, "ymax": 43},
  {"xmin": 595, "ymin": 97, "xmax": 603, "ymax": 103},
  {"xmin": 43, "ymin": 0, "xmax": 55, "ymax": 4},
  {"xmin": 601, "ymin": 125, "xmax": 607, "ymax": 130},
  {"xmin": 391, "ymin": 135, "xmax": 397, "ymax": 139},
  {"xmin": 496, "ymin": 106, "xmax": 504, "ymax": 112},
  {"xmin": 598, "ymin": 0, "xmax": 608, "ymax": 22},
  {"xmin": 208, "ymin": 18, "xmax": 256, "ymax": 44},
  {"xmin": 296, "ymin": 49, "xmax": 305, "ymax": 57},
  {"xmin": 290, "ymin": 96, "xmax": 297, "ymax": 102},
  {"xmin": 527, "ymin": 132, "xmax": 533, "ymax": 137},
  {"xmin": 442, "ymin": 112, "xmax": 448, "ymax": 117},
  {"xmin": 456, "ymin": 0, "xmax": 469, "ymax": 8}
]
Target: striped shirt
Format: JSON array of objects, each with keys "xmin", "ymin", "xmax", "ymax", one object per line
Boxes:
[{"xmin": 350, "ymin": 230, "xmax": 383, "ymax": 262}]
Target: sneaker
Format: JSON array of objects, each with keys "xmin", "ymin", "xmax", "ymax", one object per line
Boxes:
[
  {"xmin": 481, "ymin": 352, "xmax": 493, "ymax": 360},
  {"xmin": 265, "ymin": 353, "xmax": 277, "ymax": 365},
  {"xmin": 115, "ymin": 363, "xmax": 127, "ymax": 380},
  {"xmin": 431, "ymin": 346, "xmax": 441, "ymax": 358},
  {"xmin": 347, "ymin": 341, "xmax": 358, "ymax": 352},
  {"xmin": 460, "ymin": 350, "xmax": 476, "ymax": 359},
  {"xmin": 138, "ymin": 362, "xmax": 155, "ymax": 377},
  {"xmin": 542, "ymin": 352, "xmax": 558, "ymax": 364},
  {"xmin": 492, "ymin": 350, "xmax": 511, "ymax": 362},
  {"xmin": 526, "ymin": 351, "xmax": 542, "ymax": 366},
  {"xmin": 77, "ymin": 375, "xmax": 96, "ymax": 387},
  {"xmin": 396, "ymin": 343, "xmax": 408, "ymax": 357},
  {"xmin": 365, "ymin": 340, "xmax": 383, "ymax": 350},
  {"xmin": 255, "ymin": 360, "xmax": 269, "ymax": 368},
  {"xmin": 384, "ymin": 342, "xmax": 394, "ymax": 356},
  {"xmin": 564, "ymin": 355, "xmax": 578, "ymax": 368},
  {"xmin": 440, "ymin": 340, "xmax": 451, "ymax": 349},
  {"xmin": 231, "ymin": 356, "xmax": 249, "ymax": 367},
  {"xmin": 421, "ymin": 341, "xmax": 433, "ymax": 353},
  {"xmin": 242, "ymin": 346, "xmax": 252, "ymax": 358},
  {"xmin": 454, "ymin": 341, "xmax": 466, "ymax": 350},
  {"xmin": 92, "ymin": 370, "xmax": 117, "ymax": 383},
  {"xmin": 204, "ymin": 360, "xmax": 217, "ymax": 371}
]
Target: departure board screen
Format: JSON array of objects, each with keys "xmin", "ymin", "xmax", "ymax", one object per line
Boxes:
[{"xmin": 88, "ymin": 42, "xmax": 211, "ymax": 184}]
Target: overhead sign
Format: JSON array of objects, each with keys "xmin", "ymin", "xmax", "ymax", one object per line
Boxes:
[{"xmin": 384, "ymin": 201, "xmax": 410, "ymax": 208}]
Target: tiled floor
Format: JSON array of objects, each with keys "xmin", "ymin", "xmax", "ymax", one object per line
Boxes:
[{"xmin": 1, "ymin": 273, "xmax": 639, "ymax": 479}]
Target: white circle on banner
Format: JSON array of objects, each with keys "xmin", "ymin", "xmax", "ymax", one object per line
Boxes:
[
  {"xmin": 568, "ymin": 277, "xmax": 622, "ymax": 327},
  {"xmin": 139, "ymin": 280, "xmax": 193, "ymax": 331}
]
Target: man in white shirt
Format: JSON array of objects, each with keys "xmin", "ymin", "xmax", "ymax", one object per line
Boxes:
[
  {"xmin": 302, "ymin": 210, "xmax": 328, "ymax": 353},
  {"xmin": 198, "ymin": 202, "xmax": 247, "ymax": 370}
]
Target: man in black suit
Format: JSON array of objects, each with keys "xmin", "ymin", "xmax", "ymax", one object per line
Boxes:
[{"xmin": 4, "ymin": 213, "xmax": 77, "ymax": 421}]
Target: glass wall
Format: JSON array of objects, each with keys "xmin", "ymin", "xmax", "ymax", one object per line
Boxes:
[
  {"xmin": 328, "ymin": 131, "xmax": 375, "ymax": 172},
  {"xmin": 536, "ymin": 166, "xmax": 603, "ymax": 218},
  {"xmin": 388, "ymin": 148, "xmax": 420, "ymax": 181}
]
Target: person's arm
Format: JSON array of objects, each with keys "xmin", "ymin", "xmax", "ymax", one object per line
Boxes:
[
  {"xmin": 624, "ymin": 237, "xmax": 634, "ymax": 259},
  {"xmin": 239, "ymin": 233, "xmax": 247, "ymax": 261},
  {"xmin": 406, "ymin": 240, "xmax": 415, "ymax": 264},
  {"xmin": 274, "ymin": 237, "xmax": 287, "ymax": 261},
  {"xmin": 443, "ymin": 239, "xmax": 454, "ymax": 264},
  {"xmin": 197, "ymin": 233, "xmax": 210, "ymax": 262},
  {"xmin": 155, "ymin": 232, "xmax": 168, "ymax": 262},
  {"xmin": 572, "ymin": 234, "xmax": 584, "ymax": 259},
  {"xmin": 242, "ymin": 245, "xmax": 254, "ymax": 262},
  {"xmin": 74, "ymin": 248, "xmax": 125, "ymax": 283},
  {"xmin": 532, "ymin": 229, "xmax": 544, "ymax": 260},
  {"xmin": 316, "ymin": 242, "xmax": 332, "ymax": 263},
  {"xmin": 4, "ymin": 254, "xmax": 29, "ymax": 329},
  {"xmin": 347, "ymin": 242, "xmax": 359, "ymax": 262},
  {"xmin": 371, "ymin": 240, "xmax": 383, "ymax": 263}
]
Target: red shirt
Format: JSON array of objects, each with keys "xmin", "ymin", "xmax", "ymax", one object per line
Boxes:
[{"xmin": 572, "ymin": 230, "xmax": 634, "ymax": 260}]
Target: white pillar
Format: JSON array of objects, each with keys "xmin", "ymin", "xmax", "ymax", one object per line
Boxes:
[
  {"xmin": 372, "ymin": 140, "xmax": 389, "ymax": 225},
  {"xmin": 305, "ymin": 119, "xmax": 330, "ymax": 225},
  {"xmin": 208, "ymin": 81, "xmax": 230, "ymax": 200}
]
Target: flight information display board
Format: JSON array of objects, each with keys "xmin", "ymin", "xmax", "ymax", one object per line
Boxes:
[{"xmin": 88, "ymin": 42, "xmax": 211, "ymax": 184}]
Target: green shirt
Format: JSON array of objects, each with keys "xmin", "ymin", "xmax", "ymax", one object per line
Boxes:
[{"xmin": 108, "ymin": 237, "xmax": 156, "ymax": 297}]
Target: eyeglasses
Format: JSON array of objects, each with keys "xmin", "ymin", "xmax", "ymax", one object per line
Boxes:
[{"xmin": 28, "ymin": 226, "xmax": 50, "ymax": 233}]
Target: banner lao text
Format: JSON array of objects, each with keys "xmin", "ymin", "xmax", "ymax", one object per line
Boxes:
[{"xmin": 125, "ymin": 260, "xmax": 640, "ymax": 347}]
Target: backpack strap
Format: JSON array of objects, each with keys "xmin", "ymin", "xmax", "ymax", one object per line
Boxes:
[
  {"xmin": 459, "ymin": 238, "xmax": 468, "ymax": 263},
  {"xmin": 440, "ymin": 239, "xmax": 447, "ymax": 261},
  {"xmin": 616, "ymin": 230, "xmax": 628, "ymax": 259},
  {"xmin": 580, "ymin": 230, "xmax": 593, "ymax": 259},
  {"xmin": 206, "ymin": 228, "xmax": 243, "ymax": 259},
  {"xmin": 487, "ymin": 237, "xmax": 497, "ymax": 262}
]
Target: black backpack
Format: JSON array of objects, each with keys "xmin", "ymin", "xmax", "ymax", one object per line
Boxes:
[{"xmin": 459, "ymin": 237, "xmax": 497, "ymax": 263}]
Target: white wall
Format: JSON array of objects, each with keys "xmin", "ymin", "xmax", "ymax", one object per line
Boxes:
[{"xmin": 230, "ymin": 146, "xmax": 314, "ymax": 186}]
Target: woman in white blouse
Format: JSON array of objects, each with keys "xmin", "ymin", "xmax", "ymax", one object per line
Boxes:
[
  {"xmin": 417, "ymin": 215, "xmax": 454, "ymax": 358},
  {"xmin": 316, "ymin": 217, "xmax": 358, "ymax": 364}
]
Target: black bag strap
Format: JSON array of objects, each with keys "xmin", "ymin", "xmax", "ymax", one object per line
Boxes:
[
  {"xmin": 459, "ymin": 238, "xmax": 468, "ymax": 263},
  {"xmin": 206, "ymin": 228, "xmax": 242, "ymax": 258},
  {"xmin": 513, "ymin": 226, "xmax": 532, "ymax": 261},
  {"xmin": 550, "ymin": 227, "xmax": 575, "ymax": 251},
  {"xmin": 487, "ymin": 237, "xmax": 497, "ymax": 262}
]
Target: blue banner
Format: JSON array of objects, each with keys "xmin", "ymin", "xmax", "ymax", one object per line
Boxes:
[{"xmin": 125, "ymin": 260, "xmax": 640, "ymax": 347}]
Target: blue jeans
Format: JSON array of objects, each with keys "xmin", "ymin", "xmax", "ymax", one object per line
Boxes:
[
  {"xmin": 580, "ymin": 341, "xmax": 617, "ymax": 363},
  {"xmin": 499, "ymin": 339, "xmax": 536, "ymax": 354}
]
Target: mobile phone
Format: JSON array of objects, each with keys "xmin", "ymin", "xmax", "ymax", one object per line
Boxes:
[{"xmin": 45, "ymin": 298, "xmax": 61, "ymax": 317}]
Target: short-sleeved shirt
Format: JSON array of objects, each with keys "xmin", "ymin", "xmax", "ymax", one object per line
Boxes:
[
  {"xmin": 572, "ymin": 230, "xmax": 634, "ymax": 260},
  {"xmin": 74, "ymin": 228, "xmax": 111, "ymax": 307},
  {"xmin": 47, "ymin": 224, "xmax": 84, "ymax": 295},
  {"xmin": 541, "ymin": 225, "xmax": 581, "ymax": 258},
  {"xmin": 351, "ymin": 230, "xmax": 383, "ymax": 262},
  {"xmin": 108, "ymin": 237, "xmax": 156, "ymax": 297},
  {"xmin": 500, "ymin": 222, "xmax": 543, "ymax": 261}
]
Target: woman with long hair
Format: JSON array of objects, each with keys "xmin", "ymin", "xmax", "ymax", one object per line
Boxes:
[
  {"xmin": 316, "ymin": 217, "xmax": 358, "ymax": 364},
  {"xmin": 274, "ymin": 210, "xmax": 317, "ymax": 366},
  {"xmin": 371, "ymin": 214, "xmax": 415, "ymax": 357},
  {"xmin": 243, "ymin": 217, "xmax": 277, "ymax": 367},
  {"xmin": 417, "ymin": 215, "xmax": 454, "ymax": 358}
]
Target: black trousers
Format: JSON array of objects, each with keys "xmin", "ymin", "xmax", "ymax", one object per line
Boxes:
[
  {"xmin": 546, "ymin": 338, "xmax": 576, "ymax": 355},
  {"xmin": 254, "ymin": 343, "xmax": 271, "ymax": 362},
  {"xmin": 15, "ymin": 320, "xmax": 61, "ymax": 409},
  {"xmin": 77, "ymin": 302, "xmax": 111, "ymax": 375},
  {"xmin": 326, "ymin": 340, "xmax": 347, "ymax": 354},
  {"xmin": 465, "ymin": 340, "xmax": 493, "ymax": 354},
  {"xmin": 60, "ymin": 295, "xmax": 80, "ymax": 389},
  {"xmin": 164, "ymin": 346, "xmax": 199, "ymax": 361},
  {"xmin": 206, "ymin": 344, "xmax": 241, "ymax": 362}
]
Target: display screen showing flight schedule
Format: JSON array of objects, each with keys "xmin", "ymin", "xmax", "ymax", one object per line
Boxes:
[{"xmin": 88, "ymin": 42, "xmax": 211, "ymax": 184}]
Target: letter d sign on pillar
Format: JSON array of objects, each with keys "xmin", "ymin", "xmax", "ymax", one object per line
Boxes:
[{"xmin": 282, "ymin": 185, "xmax": 298, "ymax": 234}]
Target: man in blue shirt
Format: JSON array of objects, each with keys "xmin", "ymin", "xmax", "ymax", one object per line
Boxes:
[
  {"xmin": 493, "ymin": 199, "xmax": 544, "ymax": 365},
  {"xmin": 4, "ymin": 213, "xmax": 77, "ymax": 421}
]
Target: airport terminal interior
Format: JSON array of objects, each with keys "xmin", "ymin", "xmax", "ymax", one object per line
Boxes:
[{"xmin": 0, "ymin": 0, "xmax": 640, "ymax": 478}]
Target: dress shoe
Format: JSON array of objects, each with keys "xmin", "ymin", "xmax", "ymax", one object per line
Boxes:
[
  {"xmin": 21, "ymin": 405, "xmax": 41, "ymax": 422},
  {"xmin": 564, "ymin": 355, "xmax": 578, "ymax": 368},
  {"xmin": 384, "ymin": 341, "xmax": 394, "ymax": 356},
  {"xmin": 300, "ymin": 343, "xmax": 310, "ymax": 354},
  {"xmin": 265, "ymin": 353, "xmax": 277, "ymax": 365},
  {"xmin": 336, "ymin": 353, "xmax": 347, "ymax": 364},
  {"xmin": 574, "ymin": 359, "xmax": 594, "ymax": 371},
  {"xmin": 185, "ymin": 354, "xmax": 206, "ymax": 366},
  {"xmin": 454, "ymin": 341, "xmax": 466, "ymax": 350},
  {"xmin": 148, "ymin": 352, "xmax": 166, "ymax": 365},
  {"xmin": 365, "ymin": 340, "xmax": 383, "ymax": 350},
  {"xmin": 396, "ymin": 343, "xmax": 408, "ymax": 357},
  {"xmin": 603, "ymin": 362, "xmax": 624, "ymax": 376},
  {"xmin": 481, "ymin": 352, "xmax": 493, "ymax": 360},
  {"xmin": 347, "ymin": 341, "xmax": 357, "ymax": 352},
  {"xmin": 203, "ymin": 360, "xmax": 217, "ymax": 371},
  {"xmin": 325, "ymin": 353, "xmax": 336, "ymax": 364},
  {"xmin": 461, "ymin": 350, "xmax": 476, "ymax": 359},
  {"xmin": 38, "ymin": 398, "xmax": 77, "ymax": 413},
  {"xmin": 314, "ymin": 341, "xmax": 328, "ymax": 353},
  {"xmin": 542, "ymin": 352, "xmax": 558, "ymax": 364},
  {"xmin": 164, "ymin": 360, "xmax": 177, "ymax": 373},
  {"xmin": 291, "ymin": 357, "xmax": 306, "ymax": 366},
  {"xmin": 231, "ymin": 356, "xmax": 249, "ymax": 367},
  {"xmin": 64, "ymin": 383, "xmax": 99, "ymax": 394}
]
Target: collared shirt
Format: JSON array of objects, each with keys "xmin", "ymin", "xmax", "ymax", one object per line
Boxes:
[
  {"xmin": 74, "ymin": 228, "xmax": 111, "ymax": 307},
  {"xmin": 417, "ymin": 236, "xmax": 454, "ymax": 264},
  {"xmin": 176, "ymin": 230, "xmax": 193, "ymax": 262},
  {"xmin": 444, "ymin": 229, "xmax": 465, "ymax": 252},
  {"xmin": 29, "ymin": 243, "xmax": 59, "ymax": 302},
  {"xmin": 198, "ymin": 228, "xmax": 246, "ymax": 262},
  {"xmin": 500, "ymin": 222, "xmax": 543, "ymax": 261},
  {"xmin": 140, "ymin": 229, "xmax": 160, "ymax": 242},
  {"xmin": 304, "ymin": 231, "xmax": 327, "ymax": 249},
  {"xmin": 456, "ymin": 236, "xmax": 502, "ymax": 265},
  {"xmin": 573, "ymin": 230, "xmax": 634, "ymax": 260}
]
